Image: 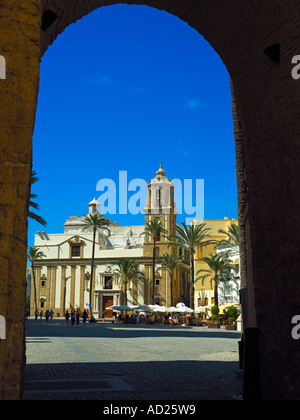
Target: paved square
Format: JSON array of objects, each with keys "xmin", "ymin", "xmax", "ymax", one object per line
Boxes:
[{"xmin": 24, "ymin": 319, "xmax": 242, "ymax": 400}]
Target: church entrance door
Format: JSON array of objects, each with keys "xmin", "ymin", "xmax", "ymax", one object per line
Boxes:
[{"xmin": 103, "ymin": 296, "xmax": 113, "ymax": 318}]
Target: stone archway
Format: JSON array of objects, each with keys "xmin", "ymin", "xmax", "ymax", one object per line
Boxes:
[{"xmin": 1, "ymin": 0, "xmax": 300, "ymax": 400}]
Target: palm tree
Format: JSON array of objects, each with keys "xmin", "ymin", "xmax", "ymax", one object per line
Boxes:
[
  {"xmin": 114, "ymin": 258, "xmax": 144, "ymax": 306},
  {"xmin": 82, "ymin": 213, "xmax": 110, "ymax": 317},
  {"xmin": 217, "ymin": 224, "xmax": 239, "ymax": 253},
  {"xmin": 217, "ymin": 224, "xmax": 240, "ymax": 277},
  {"xmin": 142, "ymin": 218, "xmax": 168, "ymax": 304},
  {"xmin": 62, "ymin": 275, "xmax": 71, "ymax": 316},
  {"xmin": 29, "ymin": 171, "xmax": 47, "ymax": 226},
  {"xmin": 27, "ymin": 246, "xmax": 46, "ymax": 310},
  {"xmin": 156, "ymin": 252, "xmax": 189, "ymax": 307},
  {"xmin": 196, "ymin": 252, "xmax": 236, "ymax": 307},
  {"xmin": 169, "ymin": 221, "xmax": 214, "ymax": 309}
]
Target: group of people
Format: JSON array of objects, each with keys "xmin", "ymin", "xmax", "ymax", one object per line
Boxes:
[
  {"xmin": 114, "ymin": 312, "xmax": 190, "ymax": 325},
  {"xmin": 64, "ymin": 309, "xmax": 89, "ymax": 325},
  {"xmin": 114, "ymin": 312, "xmax": 209, "ymax": 326},
  {"xmin": 33, "ymin": 308, "xmax": 92, "ymax": 325},
  {"xmin": 34, "ymin": 309, "xmax": 54, "ymax": 321}
]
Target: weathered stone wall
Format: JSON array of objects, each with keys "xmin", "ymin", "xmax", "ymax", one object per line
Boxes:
[
  {"xmin": 1, "ymin": 0, "xmax": 300, "ymax": 400},
  {"xmin": 0, "ymin": 1, "xmax": 42, "ymax": 399}
]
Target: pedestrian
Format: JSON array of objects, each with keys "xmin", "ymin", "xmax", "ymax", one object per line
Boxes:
[
  {"xmin": 50, "ymin": 309, "xmax": 54, "ymax": 321},
  {"xmin": 71, "ymin": 310, "xmax": 75, "ymax": 325},
  {"xmin": 39, "ymin": 310, "xmax": 43, "ymax": 320},
  {"xmin": 35, "ymin": 309, "xmax": 38, "ymax": 320},
  {"xmin": 45, "ymin": 309, "xmax": 50, "ymax": 322},
  {"xmin": 76, "ymin": 311, "xmax": 80, "ymax": 325},
  {"xmin": 82, "ymin": 310, "xmax": 88, "ymax": 323},
  {"xmin": 65, "ymin": 310, "xmax": 70, "ymax": 325}
]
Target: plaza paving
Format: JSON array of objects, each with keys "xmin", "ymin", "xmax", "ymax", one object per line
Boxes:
[{"xmin": 24, "ymin": 318, "xmax": 243, "ymax": 400}]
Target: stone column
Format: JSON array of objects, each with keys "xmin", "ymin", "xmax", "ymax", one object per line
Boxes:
[
  {"xmin": 36, "ymin": 267, "xmax": 42, "ymax": 310},
  {"xmin": 46, "ymin": 266, "xmax": 52, "ymax": 310},
  {"xmin": 30, "ymin": 267, "xmax": 36, "ymax": 314},
  {"xmin": 50, "ymin": 266, "xmax": 57, "ymax": 310},
  {"xmin": 79, "ymin": 265, "xmax": 86, "ymax": 312},
  {"xmin": 70, "ymin": 265, "xmax": 76, "ymax": 309},
  {"xmin": 60, "ymin": 265, "xmax": 66, "ymax": 313}
]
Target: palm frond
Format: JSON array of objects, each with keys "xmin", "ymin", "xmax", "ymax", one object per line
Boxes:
[
  {"xmin": 197, "ymin": 252, "xmax": 236, "ymax": 286},
  {"xmin": 217, "ymin": 224, "xmax": 239, "ymax": 249},
  {"xmin": 28, "ymin": 211, "xmax": 47, "ymax": 227},
  {"xmin": 29, "ymin": 170, "xmax": 47, "ymax": 227},
  {"xmin": 115, "ymin": 258, "xmax": 145, "ymax": 283},
  {"xmin": 29, "ymin": 200, "xmax": 39, "ymax": 210},
  {"xmin": 27, "ymin": 246, "xmax": 46, "ymax": 261},
  {"xmin": 31, "ymin": 171, "xmax": 39, "ymax": 185},
  {"xmin": 156, "ymin": 251, "xmax": 190, "ymax": 276},
  {"xmin": 82, "ymin": 213, "xmax": 110, "ymax": 230},
  {"xmin": 168, "ymin": 221, "xmax": 215, "ymax": 253},
  {"xmin": 143, "ymin": 218, "xmax": 168, "ymax": 240}
]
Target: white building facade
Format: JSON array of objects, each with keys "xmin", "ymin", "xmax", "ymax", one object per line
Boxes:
[{"xmin": 31, "ymin": 199, "xmax": 146, "ymax": 319}]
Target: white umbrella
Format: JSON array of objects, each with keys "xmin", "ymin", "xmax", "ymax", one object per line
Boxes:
[
  {"xmin": 147, "ymin": 304, "xmax": 163, "ymax": 312},
  {"xmin": 132, "ymin": 305, "xmax": 153, "ymax": 311},
  {"xmin": 145, "ymin": 304, "xmax": 170, "ymax": 313},
  {"xmin": 176, "ymin": 302, "xmax": 186, "ymax": 308},
  {"xmin": 157, "ymin": 306, "xmax": 169, "ymax": 313},
  {"xmin": 175, "ymin": 306, "xmax": 194, "ymax": 313},
  {"xmin": 120, "ymin": 305, "xmax": 136, "ymax": 311},
  {"xmin": 175, "ymin": 302, "xmax": 194, "ymax": 313},
  {"xmin": 106, "ymin": 305, "xmax": 133, "ymax": 311},
  {"xmin": 194, "ymin": 306, "xmax": 208, "ymax": 313},
  {"xmin": 167, "ymin": 306, "xmax": 178, "ymax": 313}
]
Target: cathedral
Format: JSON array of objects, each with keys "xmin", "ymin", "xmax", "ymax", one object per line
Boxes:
[{"xmin": 30, "ymin": 164, "xmax": 238, "ymax": 318}]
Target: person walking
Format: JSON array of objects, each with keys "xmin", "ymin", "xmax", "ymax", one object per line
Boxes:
[
  {"xmin": 35, "ymin": 309, "xmax": 38, "ymax": 320},
  {"xmin": 76, "ymin": 311, "xmax": 80, "ymax": 325},
  {"xmin": 50, "ymin": 309, "xmax": 54, "ymax": 321},
  {"xmin": 83, "ymin": 310, "xmax": 88, "ymax": 323},
  {"xmin": 45, "ymin": 309, "xmax": 50, "ymax": 322},
  {"xmin": 71, "ymin": 310, "xmax": 75, "ymax": 325},
  {"xmin": 65, "ymin": 310, "xmax": 70, "ymax": 325}
]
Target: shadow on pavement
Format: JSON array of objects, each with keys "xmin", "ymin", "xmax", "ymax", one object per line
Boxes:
[
  {"xmin": 24, "ymin": 360, "xmax": 243, "ymax": 400},
  {"xmin": 25, "ymin": 319, "xmax": 240, "ymax": 340}
]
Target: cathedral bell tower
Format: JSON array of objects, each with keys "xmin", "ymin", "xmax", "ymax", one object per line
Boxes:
[{"xmin": 143, "ymin": 163, "xmax": 177, "ymax": 306}]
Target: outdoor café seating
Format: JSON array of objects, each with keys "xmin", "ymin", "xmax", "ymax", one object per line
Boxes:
[{"xmin": 106, "ymin": 303, "xmax": 215, "ymax": 327}]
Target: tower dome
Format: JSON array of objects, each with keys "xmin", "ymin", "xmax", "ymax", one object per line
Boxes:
[
  {"xmin": 144, "ymin": 163, "xmax": 176, "ymax": 215},
  {"xmin": 88, "ymin": 198, "xmax": 101, "ymax": 215}
]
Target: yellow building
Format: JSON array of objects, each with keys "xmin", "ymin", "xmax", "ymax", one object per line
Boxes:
[{"xmin": 193, "ymin": 217, "xmax": 239, "ymax": 309}]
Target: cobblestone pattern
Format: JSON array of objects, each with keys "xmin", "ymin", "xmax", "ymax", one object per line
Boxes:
[{"xmin": 24, "ymin": 319, "xmax": 242, "ymax": 400}]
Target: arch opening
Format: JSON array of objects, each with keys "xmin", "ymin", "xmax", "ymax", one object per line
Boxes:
[{"xmin": 27, "ymin": 3, "xmax": 245, "ymax": 400}]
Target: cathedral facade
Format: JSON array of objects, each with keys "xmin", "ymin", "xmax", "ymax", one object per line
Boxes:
[
  {"xmin": 30, "ymin": 164, "xmax": 239, "ymax": 318},
  {"xmin": 30, "ymin": 164, "xmax": 186, "ymax": 318}
]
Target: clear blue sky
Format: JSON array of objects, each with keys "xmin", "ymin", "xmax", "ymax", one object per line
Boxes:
[{"xmin": 28, "ymin": 4, "xmax": 237, "ymax": 247}]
